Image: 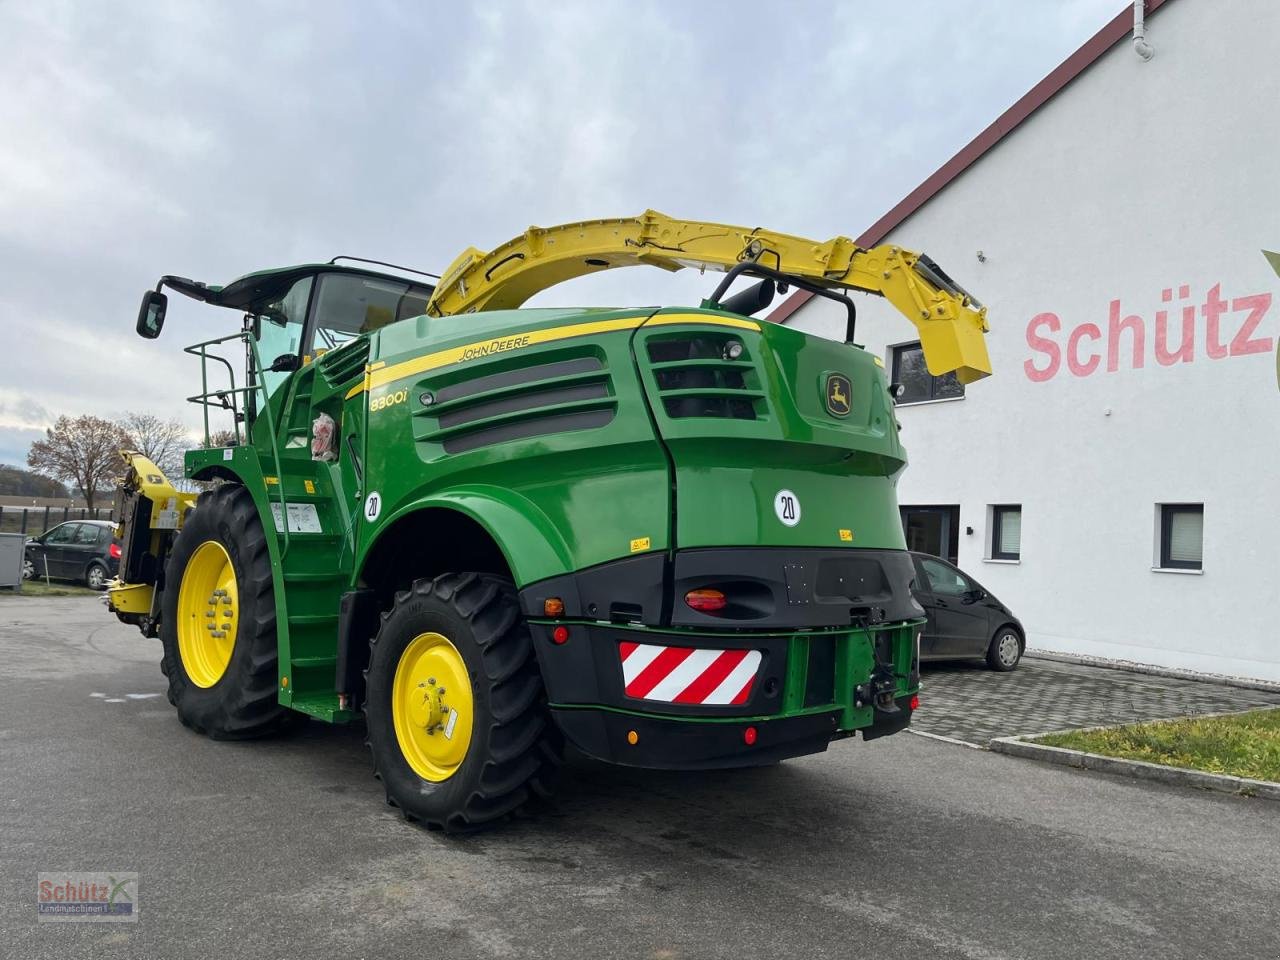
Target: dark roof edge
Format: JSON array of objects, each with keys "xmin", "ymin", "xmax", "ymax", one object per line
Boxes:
[{"xmin": 768, "ymin": 0, "xmax": 1176, "ymax": 322}]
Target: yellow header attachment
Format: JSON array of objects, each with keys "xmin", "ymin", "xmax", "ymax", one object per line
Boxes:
[
  {"xmin": 115, "ymin": 450, "xmax": 198, "ymax": 531},
  {"xmin": 427, "ymin": 210, "xmax": 992, "ymax": 383}
]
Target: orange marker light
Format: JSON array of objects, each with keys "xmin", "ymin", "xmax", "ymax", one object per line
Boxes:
[
  {"xmin": 684, "ymin": 588, "xmax": 727, "ymax": 612},
  {"xmin": 544, "ymin": 597, "xmax": 565, "ymax": 617},
  {"xmin": 626, "ymin": 730, "xmax": 639, "ymax": 745}
]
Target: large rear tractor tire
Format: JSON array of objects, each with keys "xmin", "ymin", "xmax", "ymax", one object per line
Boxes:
[
  {"xmin": 160, "ymin": 484, "xmax": 296, "ymax": 739},
  {"xmin": 363, "ymin": 573, "xmax": 561, "ymax": 831}
]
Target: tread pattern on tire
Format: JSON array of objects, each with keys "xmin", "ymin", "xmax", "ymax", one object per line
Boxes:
[
  {"xmin": 364, "ymin": 572, "xmax": 561, "ymax": 832},
  {"xmin": 160, "ymin": 484, "xmax": 295, "ymax": 740}
]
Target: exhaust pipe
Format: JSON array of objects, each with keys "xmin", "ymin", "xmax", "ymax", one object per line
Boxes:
[{"xmin": 717, "ymin": 278, "xmax": 776, "ymax": 317}]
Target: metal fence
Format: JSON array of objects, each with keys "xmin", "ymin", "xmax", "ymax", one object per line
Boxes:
[{"xmin": 0, "ymin": 506, "xmax": 115, "ymax": 537}]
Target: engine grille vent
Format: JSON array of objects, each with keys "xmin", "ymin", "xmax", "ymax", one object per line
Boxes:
[
  {"xmin": 315, "ymin": 338, "xmax": 371, "ymax": 390},
  {"xmin": 415, "ymin": 355, "xmax": 616, "ymax": 454},
  {"xmin": 646, "ymin": 334, "xmax": 763, "ymax": 420}
]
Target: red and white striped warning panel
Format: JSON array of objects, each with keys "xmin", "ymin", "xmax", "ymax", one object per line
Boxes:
[{"xmin": 618, "ymin": 641, "xmax": 762, "ymax": 705}]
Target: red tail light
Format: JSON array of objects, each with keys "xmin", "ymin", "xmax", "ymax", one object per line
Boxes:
[
  {"xmin": 684, "ymin": 588, "xmax": 727, "ymax": 612},
  {"xmin": 109, "ymin": 543, "xmax": 122, "ymax": 560},
  {"xmin": 909, "ymin": 694, "xmax": 920, "ymax": 711}
]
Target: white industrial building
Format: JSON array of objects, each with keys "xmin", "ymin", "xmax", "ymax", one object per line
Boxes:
[{"xmin": 774, "ymin": 0, "xmax": 1280, "ymax": 681}]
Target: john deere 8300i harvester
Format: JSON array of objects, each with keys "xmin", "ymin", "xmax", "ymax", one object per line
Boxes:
[{"xmin": 109, "ymin": 211, "xmax": 991, "ymax": 830}]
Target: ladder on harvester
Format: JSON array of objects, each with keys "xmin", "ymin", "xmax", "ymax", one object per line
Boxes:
[{"xmin": 185, "ymin": 330, "xmax": 355, "ymax": 722}]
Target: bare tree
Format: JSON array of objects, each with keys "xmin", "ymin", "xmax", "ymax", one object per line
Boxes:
[
  {"xmin": 26, "ymin": 415, "xmax": 130, "ymax": 510},
  {"xmin": 205, "ymin": 428, "xmax": 239, "ymax": 448},
  {"xmin": 118, "ymin": 411, "xmax": 191, "ymax": 477}
]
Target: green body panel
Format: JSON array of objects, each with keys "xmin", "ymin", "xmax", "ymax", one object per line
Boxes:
[
  {"xmin": 636, "ymin": 309, "xmax": 908, "ymax": 551},
  {"xmin": 184, "ymin": 296, "xmax": 919, "ymax": 726},
  {"xmin": 359, "ymin": 307, "xmax": 673, "ymax": 583}
]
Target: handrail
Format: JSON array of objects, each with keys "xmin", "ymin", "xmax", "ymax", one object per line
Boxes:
[
  {"xmin": 183, "ymin": 329, "xmax": 290, "ymax": 557},
  {"xmin": 245, "ymin": 333, "xmax": 290, "ymax": 558},
  {"xmin": 183, "ymin": 333, "xmax": 244, "ymax": 445}
]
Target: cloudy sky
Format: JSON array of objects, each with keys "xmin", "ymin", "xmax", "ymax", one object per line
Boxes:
[{"xmin": 0, "ymin": 0, "xmax": 1121, "ymax": 466}]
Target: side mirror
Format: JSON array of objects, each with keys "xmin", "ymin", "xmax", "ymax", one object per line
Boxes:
[
  {"xmin": 962, "ymin": 587, "xmax": 985, "ymax": 604},
  {"xmin": 137, "ymin": 290, "xmax": 168, "ymax": 339}
]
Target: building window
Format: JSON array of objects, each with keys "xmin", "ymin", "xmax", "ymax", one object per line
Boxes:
[
  {"xmin": 890, "ymin": 341, "xmax": 964, "ymax": 404},
  {"xmin": 1158, "ymin": 504, "xmax": 1203, "ymax": 570},
  {"xmin": 990, "ymin": 505, "xmax": 1021, "ymax": 560}
]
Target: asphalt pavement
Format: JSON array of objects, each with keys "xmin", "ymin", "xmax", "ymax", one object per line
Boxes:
[{"xmin": 2, "ymin": 597, "xmax": 1278, "ymax": 960}]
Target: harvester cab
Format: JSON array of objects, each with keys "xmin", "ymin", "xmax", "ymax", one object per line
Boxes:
[{"xmin": 109, "ymin": 211, "xmax": 991, "ymax": 830}]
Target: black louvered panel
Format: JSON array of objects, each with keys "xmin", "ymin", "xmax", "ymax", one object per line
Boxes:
[
  {"xmin": 646, "ymin": 334, "xmax": 764, "ymax": 420},
  {"xmin": 315, "ymin": 338, "xmax": 371, "ymax": 390},
  {"xmin": 416, "ymin": 353, "xmax": 616, "ymax": 453}
]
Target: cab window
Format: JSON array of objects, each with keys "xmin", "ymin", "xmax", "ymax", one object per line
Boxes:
[
  {"xmin": 256, "ymin": 276, "xmax": 313, "ymax": 398},
  {"xmin": 307, "ymin": 273, "xmax": 433, "ymax": 356},
  {"xmin": 918, "ymin": 557, "xmax": 972, "ymax": 597}
]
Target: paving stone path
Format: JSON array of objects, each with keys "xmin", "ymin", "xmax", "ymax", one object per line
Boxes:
[{"xmin": 914, "ymin": 657, "xmax": 1280, "ymax": 745}]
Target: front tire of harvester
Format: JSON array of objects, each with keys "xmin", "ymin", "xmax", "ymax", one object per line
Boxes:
[
  {"xmin": 159, "ymin": 484, "xmax": 296, "ymax": 739},
  {"xmin": 363, "ymin": 573, "xmax": 562, "ymax": 832},
  {"xmin": 986, "ymin": 627, "xmax": 1023, "ymax": 672}
]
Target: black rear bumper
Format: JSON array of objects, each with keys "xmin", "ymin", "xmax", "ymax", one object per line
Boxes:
[
  {"xmin": 555, "ymin": 695, "xmax": 916, "ymax": 769},
  {"xmin": 554, "ymin": 708, "xmax": 839, "ymax": 769},
  {"xmin": 519, "ymin": 547, "xmax": 921, "ymax": 769},
  {"xmin": 520, "ymin": 545, "xmax": 924, "ymax": 629}
]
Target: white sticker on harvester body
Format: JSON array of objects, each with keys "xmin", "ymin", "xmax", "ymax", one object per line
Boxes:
[
  {"xmin": 269, "ymin": 502, "xmax": 323, "ymax": 534},
  {"xmin": 774, "ymin": 489, "xmax": 801, "ymax": 527},
  {"xmin": 364, "ymin": 491, "xmax": 381, "ymax": 523},
  {"xmin": 223, "ymin": 448, "xmax": 234, "ymax": 461}
]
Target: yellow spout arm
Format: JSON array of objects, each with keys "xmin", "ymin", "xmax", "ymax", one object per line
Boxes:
[{"xmin": 426, "ymin": 210, "xmax": 992, "ymax": 382}]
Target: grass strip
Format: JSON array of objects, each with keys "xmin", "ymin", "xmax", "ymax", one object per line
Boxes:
[{"xmin": 1036, "ymin": 708, "xmax": 1280, "ymax": 783}]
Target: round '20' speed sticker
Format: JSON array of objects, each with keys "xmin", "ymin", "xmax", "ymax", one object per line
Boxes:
[
  {"xmin": 364, "ymin": 491, "xmax": 382, "ymax": 523},
  {"xmin": 774, "ymin": 489, "xmax": 801, "ymax": 527}
]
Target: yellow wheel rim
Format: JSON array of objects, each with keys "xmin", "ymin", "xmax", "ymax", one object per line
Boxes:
[
  {"xmin": 176, "ymin": 540, "xmax": 239, "ymax": 688},
  {"xmin": 391, "ymin": 632, "xmax": 474, "ymax": 782}
]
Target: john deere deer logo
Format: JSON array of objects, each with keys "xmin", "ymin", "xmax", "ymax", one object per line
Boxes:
[{"xmin": 825, "ymin": 374, "xmax": 851, "ymax": 417}]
